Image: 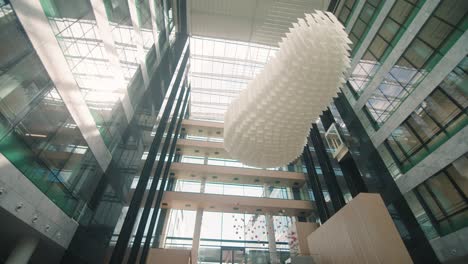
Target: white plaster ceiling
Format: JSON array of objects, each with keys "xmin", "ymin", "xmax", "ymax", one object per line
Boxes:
[{"xmin": 187, "ymin": 0, "xmax": 331, "ymax": 46}]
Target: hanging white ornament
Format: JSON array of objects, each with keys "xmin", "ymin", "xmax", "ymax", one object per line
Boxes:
[{"xmin": 224, "ymin": 11, "xmax": 351, "ymax": 168}]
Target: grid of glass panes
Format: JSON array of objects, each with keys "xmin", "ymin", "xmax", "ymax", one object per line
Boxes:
[
  {"xmin": 42, "ymin": 1, "xmax": 133, "ymax": 150},
  {"xmin": 337, "ymin": 0, "xmax": 357, "ymax": 26},
  {"xmin": 348, "ymin": 0, "xmax": 422, "ymax": 96},
  {"xmin": 364, "ymin": 0, "xmax": 468, "ymax": 127},
  {"xmin": 348, "ymin": 0, "xmax": 384, "ymax": 54},
  {"xmin": 106, "ymin": 0, "xmax": 140, "ymax": 81},
  {"xmin": 380, "ymin": 57, "xmax": 467, "ymax": 173},
  {"xmin": 407, "ymin": 154, "xmax": 468, "ymax": 238},
  {"xmin": 137, "ymin": 0, "xmax": 155, "ymax": 50},
  {"xmin": 189, "ymin": 36, "xmax": 278, "ymax": 122},
  {"xmin": 0, "ymin": 1, "xmax": 109, "ymax": 218}
]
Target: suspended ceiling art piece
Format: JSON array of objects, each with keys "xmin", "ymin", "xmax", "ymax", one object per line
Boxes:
[{"xmin": 224, "ymin": 11, "xmax": 351, "ymax": 168}]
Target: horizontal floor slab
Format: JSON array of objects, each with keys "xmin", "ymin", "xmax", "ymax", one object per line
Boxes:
[
  {"xmin": 161, "ymin": 191, "xmax": 314, "ymax": 216},
  {"xmin": 181, "ymin": 119, "xmax": 224, "ymax": 138},
  {"xmin": 169, "ymin": 162, "xmax": 306, "ymax": 187},
  {"xmin": 176, "ymin": 138, "xmax": 228, "ymax": 158}
]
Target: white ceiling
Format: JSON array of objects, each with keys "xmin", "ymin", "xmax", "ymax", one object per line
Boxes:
[{"xmin": 187, "ymin": 0, "xmax": 331, "ymax": 46}]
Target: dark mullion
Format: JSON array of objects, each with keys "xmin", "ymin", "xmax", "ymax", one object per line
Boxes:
[
  {"xmin": 422, "ymin": 183, "xmax": 454, "ymax": 228},
  {"xmin": 390, "ymin": 132, "xmax": 415, "ymax": 166},
  {"xmin": 128, "ymin": 85, "xmax": 186, "ymax": 263},
  {"xmin": 139, "ymin": 87, "xmax": 190, "ymax": 263},
  {"xmin": 383, "ymin": 140, "xmax": 404, "ymax": 168},
  {"xmin": 437, "ymin": 85, "xmax": 466, "ymax": 111},
  {"xmin": 302, "ymin": 145, "xmax": 330, "ymax": 223},
  {"xmin": 444, "ymin": 170, "xmax": 468, "ymax": 202},
  {"xmin": 400, "ymin": 109, "xmax": 466, "ymax": 164},
  {"xmin": 309, "ymin": 124, "xmax": 346, "ymax": 211},
  {"xmin": 404, "ymin": 121, "xmax": 428, "ymax": 152},
  {"xmin": 413, "ymin": 188, "xmax": 442, "ymax": 235},
  {"xmin": 110, "ymin": 46, "xmax": 188, "ymax": 264},
  {"xmin": 418, "ymin": 100, "xmax": 448, "ymax": 136}
]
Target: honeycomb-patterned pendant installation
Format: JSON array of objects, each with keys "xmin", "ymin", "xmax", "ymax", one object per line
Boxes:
[{"xmin": 224, "ymin": 11, "xmax": 351, "ymax": 168}]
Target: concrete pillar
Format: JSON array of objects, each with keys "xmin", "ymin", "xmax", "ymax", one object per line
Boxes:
[
  {"xmin": 6, "ymin": 237, "xmax": 39, "ymax": 264},
  {"xmin": 263, "ymin": 184, "xmax": 279, "ymax": 264},
  {"xmin": 265, "ymin": 213, "xmax": 279, "ymax": 264},
  {"xmin": 191, "ymin": 177, "xmax": 206, "ymax": 264}
]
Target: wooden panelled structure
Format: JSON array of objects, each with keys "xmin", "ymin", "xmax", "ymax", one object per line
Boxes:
[{"xmin": 307, "ymin": 193, "xmax": 412, "ymax": 264}]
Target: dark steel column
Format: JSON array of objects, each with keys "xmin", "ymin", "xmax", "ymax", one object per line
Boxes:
[
  {"xmin": 110, "ymin": 49, "xmax": 189, "ymax": 264},
  {"xmin": 292, "ymin": 187, "xmax": 307, "ymax": 222},
  {"xmin": 339, "ymin": 154, "xmax": 368, "ymax": 197},
  {"xmin": 333, "ymin": 92, "xmax": 439, "ymax": 263},
  {"xmin": 302, "ymin": 145, "xmax": 330, "ymax": 223},
  {"xmin": 140, "ymin": 87, "xmax": 190, "ymax": 263},
  {"xmin": 319, "ymin": 108, "xmax": 334, "ymax": 132},
  {"xmin": 309, "ymin": 124, "xmax": 346, "ymax": 212},
  {"xmin": 128, "ymin": 85, "xmax": 186, "ymax": 263},
  {"xmin": 318, "ymin": 108, "xmax": 367, "ymax": 198}
]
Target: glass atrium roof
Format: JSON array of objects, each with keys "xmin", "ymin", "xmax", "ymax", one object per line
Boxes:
[{"xmin": 188, "ymin": 36, "xmax": 278, "ymax": 122}]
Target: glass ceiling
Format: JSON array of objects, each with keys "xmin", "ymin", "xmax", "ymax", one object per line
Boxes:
[{"xmin": 188, "ymin": 36, "xmax": 278, "ymax": 122}]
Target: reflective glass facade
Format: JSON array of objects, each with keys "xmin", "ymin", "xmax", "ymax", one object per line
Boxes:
[
  {"xmin": 364, "ymin": 0, "xmax": 468, "ymax": 127},
  {"xmin": 164, "ymin": 210, "xmax": 292, "ymax": 263},
  {"xmin": 337, "ymin": 0, "xmax": 357, "ymax": 26},
  {"xmin": 348, "ymin": 0, "xmax": 384, "ymax": 54},
  {"xmin": 406, "ymin": 154, "xmax": 468, "ymax": 239},
  {"xmin": 380, "ymin": 57, "xmax": 467, "ymax": 176},
  {"xmin": 348, "ymin": 0, "xmax": 422, "ymax": 96},
  {"xmin": 0, "ymin": 1, "xmax": 105, "ymax": 218}
]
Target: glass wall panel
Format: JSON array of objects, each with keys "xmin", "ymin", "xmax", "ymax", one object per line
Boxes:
[
  {"xmin": 364, "ymin": 0, "xmax": 467, "ymax": 127},
  {"xmin": 405, "ymin": 154, "xmax": 468, "ymax": 238},
  {"xmin": 337, "ymin": 0, "xmax": 357, "ymax": 26},
  {"xmin": 163, "ymin": 209, "xmax": 197, "ymax": 249},
  {"xmin": 39, "ymin": 0, "xmax": 131, "ymax": 151},
  {"xmin": 348, "ymin": 0, "xmax": 422, "ymax": 96},
  {"xmin": 0, "ymin": 2, "xmax": 54, "ymax": 138},
  {"xmin": 188, "ymin": 211, "xmax": 292, "ymax": 262},
  {"xmin": 0, "ymin": 1, "xmax": 108, "ymax": 219},
  {"xmin": 104, "ymin": 0, "xmax": 140, "ymax": 82},
  {"xmin": 136, "ymin": 0, "xmax": 154, "ymax": 51},
  {"xmin": 348, "ymin": 0, "xmax": 384, "ymax": 54},
  {"xmin": 380, "ymin": 57, "xmax": 467, "ymax": 173},
  {"xmin": 0, "ymin": 88, "xmax": 105, "ymax": 218}
]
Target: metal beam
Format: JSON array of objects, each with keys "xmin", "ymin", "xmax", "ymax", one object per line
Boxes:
[
  {"xmin": 302, "ymin": 145, "xmax": 330, "ymax": 223},
  {"xmin": 109, "ymin": 48, "xmax": 188, "ymax": 263},
  {"xmin": 140, "ymin": 87, "xmax": 190, "ymax": 263}
]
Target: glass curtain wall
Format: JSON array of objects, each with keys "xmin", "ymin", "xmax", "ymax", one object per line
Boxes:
[
  {"xmin": 405, "ymin": 154, "xmax": 468, "ymax": 239},
  {"xmin": 104, "ymin": 0, "xmax": 140, "ymax": 81},
  {"xmin": 337, "ymin": 0, "xmax": 357, "ymax": 27},
  {"xmin": 347, "ymin": 0, "xmax": 384, "ymax": 54},
  {"xmin": 0, "ymin": 1, "xmax": 108, "ymax": 219},
  {"xmin": 379, "ymin": 56, "xmax": 467, "ymax": 176},
  {"xmin": 197, "ymin": 212, "xmax": 292, "ymax": 263},
  {"xmin": 348, "ymin": 0, "xmax": 423, "ymax": 96},
  {"xmin": 40, "ymin": 0, "xmax": 129, "ymax": 152},
  {"xmin": 364, "ymin": 0, "xmax": 468, "ymax": 128}
]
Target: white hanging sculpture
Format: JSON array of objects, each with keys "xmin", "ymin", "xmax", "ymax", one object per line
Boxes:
[{"xmin": 224, "ymin": 11, "xmax": 351, "ymax": 168}]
